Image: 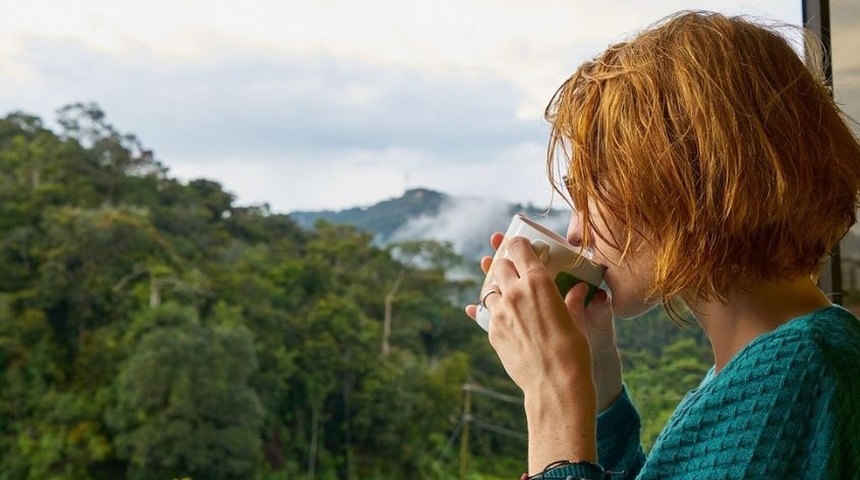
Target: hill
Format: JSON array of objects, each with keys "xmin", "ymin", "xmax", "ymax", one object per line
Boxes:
[
  {"xmin": 289, "ymin": 188, "xmax": 570, "ymax": 261},
  {"xmin": 288, "ymin": 188, "xmax": 860, "ymax": 297},
  {"xmin": 0, "ymin": 105, "xmax": 509, "ymax": 478}
]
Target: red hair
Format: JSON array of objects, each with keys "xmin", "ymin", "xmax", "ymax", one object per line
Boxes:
[{"xmin": 546, "ymin": 11, "xmax": 860, "ymax": 307}]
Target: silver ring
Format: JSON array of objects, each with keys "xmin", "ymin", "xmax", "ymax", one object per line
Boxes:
[{"xmin": 479, "ymin": 287, "xmax": 501, "ymax": 308}]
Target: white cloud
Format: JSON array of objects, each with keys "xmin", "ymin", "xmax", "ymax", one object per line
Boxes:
[
  {"xmin": 0, "ymin": 39, "xmax": 541, "ymax": 153},
  {"xmin": 2, "ymin": 1, "xmax": 800, "ymax": 118},
  {"xmin": 166, "ymin": 140, "xmax": 559, "ymax": 214},
  {"xmin": 169, "ymin": 148, "xmax": 425, "ymax": 212},
  {"xmin": 0, "ymin": 0, "xmax": 802, "ymax": 212}
]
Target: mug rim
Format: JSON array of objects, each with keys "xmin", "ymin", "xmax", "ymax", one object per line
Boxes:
[{"xmin": 513, "ymin": 213, "xmax": 599, "ymax": 264}]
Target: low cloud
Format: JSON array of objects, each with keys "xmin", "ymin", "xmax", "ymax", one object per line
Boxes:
[
  {"xmin": 389, "ymin": 196, "xmax": 512, "ymax": 259},
  {"xmin": 388, "ymin": 194, "xmax": 570, "ymax": 262}
]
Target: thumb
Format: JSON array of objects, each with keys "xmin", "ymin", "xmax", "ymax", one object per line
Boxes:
[
  {"xmin": 585, "ymin": 288, "xmax": 613, "ymax": 330},
  {"xmin": 566, "ymin": 286, "xmax": 617, "ymax": 352},
  {"xmin": 564, "ymin": 282, "xmax": 591, "ymax": 332}
]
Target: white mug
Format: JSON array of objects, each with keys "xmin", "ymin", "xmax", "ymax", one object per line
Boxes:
[{"xmin": 475, "ymin": 214, "xmax": 605, "ymax": 332}]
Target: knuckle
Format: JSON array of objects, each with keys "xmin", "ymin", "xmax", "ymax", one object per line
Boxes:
[
  {"xmin": 525, "ymin": 263, "xmax": 549, "ymax": 277},
  {"xmin": 507, "ymin": 236, "xmax": 531, "ymax": 250},
  {"xmin": 504, "ymin": 288, "xmax": 524, "ymax": 304},
  {"xmin": 523, "ymin": 270, "xmax": 553, "ymax": 291}
]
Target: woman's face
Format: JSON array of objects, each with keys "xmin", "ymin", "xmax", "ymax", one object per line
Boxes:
[{"xmin": 566, "ymin": 206, "xmax": 659, "ymax": 319}]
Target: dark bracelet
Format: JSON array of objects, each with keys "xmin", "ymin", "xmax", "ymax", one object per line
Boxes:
[{"xmin": 522, "ymin": 459, "xmax": 619, "ymax": 480}]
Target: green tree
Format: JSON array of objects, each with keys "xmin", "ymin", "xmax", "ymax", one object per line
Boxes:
[
  {"xmin": 0, "ymin": 112, "xmax": 99, "ymax": 234},
  {"xmin": 56, "ymin": 103, "xmax": 165, "ymax": 203},
  {"xmin": 34, "ymin": 206, "xmax": 177, "ymax": 355},
  {"xmin": 0, "ymin": 297, "xmax": 65, "ymax": 479},
  {"xmin": 350, "ymin": 351, "xmax": 470, "ymax": 478},
  {"xmin": 282, "ymin": 294, "xmax": 379, "ymax": 480},
  {"xmin": 108, "ymin": 303, "xmax": 263, "ymax": 480}
]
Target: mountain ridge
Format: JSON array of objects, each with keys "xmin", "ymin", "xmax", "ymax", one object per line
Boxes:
[
  {"xmin": 287, "ymin": 188, "xmax": 860, "ymax": 282},
  {"xmin": 288, "ymin": 187, "xmax": 570, "ymax": 261}
]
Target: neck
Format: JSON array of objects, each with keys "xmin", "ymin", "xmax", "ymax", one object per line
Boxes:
[{"xmin": 690, "ymin": 276, "xmax": 831, "ymax": 373}]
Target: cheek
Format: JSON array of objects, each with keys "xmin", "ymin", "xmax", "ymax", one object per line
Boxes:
[{"xmin": 603, "ymin": 267, "xmax": 659, "ymax": 320}]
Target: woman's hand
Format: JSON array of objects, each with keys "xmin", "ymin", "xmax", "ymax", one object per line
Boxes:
[
  {"xmin": 465, "ymin": 235, "xmax": 599, "ymax": 470},
  {"xmin": 480, "ymin": 236, "xmax": 594, "ymax": 394},
  {"xmin": 466, "ymin": 233, "xmax": 623, "ymax": 411}
]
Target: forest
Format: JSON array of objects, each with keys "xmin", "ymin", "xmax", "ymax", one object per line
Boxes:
[{"xmin": 0, "ymin": 104, "xmax": 713, "ymax": 479}]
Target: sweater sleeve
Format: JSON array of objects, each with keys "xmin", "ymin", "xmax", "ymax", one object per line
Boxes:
[{"xmin": 596, "ymin": 385, "xmax": 646, "ymax": 479}]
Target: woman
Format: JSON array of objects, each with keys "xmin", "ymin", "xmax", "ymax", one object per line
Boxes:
[{"xmin": 466, "ymin": 11, "xmax": 860, "ymax": 479}]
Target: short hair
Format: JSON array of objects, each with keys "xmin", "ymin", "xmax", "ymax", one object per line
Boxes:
[{"xmin": 545, "ymin": 11, "xmax": 860, "ymax": 308}]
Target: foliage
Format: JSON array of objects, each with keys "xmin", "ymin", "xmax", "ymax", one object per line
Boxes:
[
  {"xmin": 0, "ymin": 105, "xmax": 713, "ymax": 479},
  {"xmin": 108, "ymin": 304, "xmax": 263, "ymax": 480}
]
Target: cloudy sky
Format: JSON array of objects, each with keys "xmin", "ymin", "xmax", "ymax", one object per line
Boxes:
[{"xmin": 0, "ymin": 1, "xmax": 801, "ymax": 213}]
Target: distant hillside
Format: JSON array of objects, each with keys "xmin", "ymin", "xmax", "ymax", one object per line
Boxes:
[
  {"xmin": 289, "ymin": 188, "xmax": 860, "ymax": 279},
  {"xmin": 289, "ymin": 188, "xmax": 449, "ymax": 240},
  {"xmin": 289, "ymin": 188, "xmax": 570, "ymax": 261}
]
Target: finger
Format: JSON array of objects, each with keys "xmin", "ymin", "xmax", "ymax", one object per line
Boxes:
[
  {"xmin": 479, "ymin": 286, "xmax": 504, "ymax": 313},
  {"xmin": 585, "ymin": 288, "xmax": 612, "ymax": 318},
  {"xmin": 564, "ymin": 283, "xmax": 592, "ymax": 337},
  {"xmin": 480, "ymin": 255, "xmax": 492, "ymax": 274},
  {"xmin": 490, "ymin": 232, "xmax": 504, "ymax": 250},
  {"xmin": 490, "ymin": 257, "xmax": 519, "ymax": 291},
  {"xmin": 564, "ymin": 282, "xmax": 591, "ymax": 314},
  {"xmin": 584, "ymin": 288, "xmax": 614, "ymax": 333},
  {"xmin": 582, "ymin": 288, "xmax": 618, "ymax": 352},
  {"xmin": 505, "ymin": 236, "xmax": 545, "ymax": 272}
]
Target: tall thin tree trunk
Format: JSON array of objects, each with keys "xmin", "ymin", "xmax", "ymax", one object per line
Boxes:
[
  {"xmin": 149, "ymin": 279, "xmax": 161, "ymax": 308},
  {"xmin": 382, "ymin": 269, "xmax": 405, "ymax": 356},
  {"xmin": 30, "ymin": 165, "xmax": 40, "ymax": 189},
  {"xmin": 309, "ymin": 404, "xmax": 320, "ymax": 479},
  {"xmin": 343, "ymin": 378, "xmax": 354, "ymax": 480}
]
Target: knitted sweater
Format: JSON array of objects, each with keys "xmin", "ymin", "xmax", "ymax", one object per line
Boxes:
[{"xmin": 589, "ymin": 305, "xmax": 860, "ymax": 480}]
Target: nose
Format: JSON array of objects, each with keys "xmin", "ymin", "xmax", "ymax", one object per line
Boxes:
[{"xmin": 566, "ymin": 210, "xmax": 583, "ymax": 247}]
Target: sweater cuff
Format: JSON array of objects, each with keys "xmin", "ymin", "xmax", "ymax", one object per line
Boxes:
[
  {"xmin": 528, "ymin": 460, "xmax": 605, "ymax": 479},
  {"xmin": 597, "ymin": 385, "xmax": 640, "ymax": 445}
]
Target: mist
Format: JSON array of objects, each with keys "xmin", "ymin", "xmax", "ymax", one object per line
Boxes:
[{"xmin": 388, "ymin": 195, "xmax": 570, "ymax": 263}]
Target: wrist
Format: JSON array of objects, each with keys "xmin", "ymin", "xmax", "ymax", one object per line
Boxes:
[
  {"xmin": 524, "ymin": 380, "xmax": 598, "ymax": 472},
  {"xmin": 590, "ymin": 347, "xmax": 621, "ymax": 374},
  {"xmin": 522, "ymin": 372, "xmax": 596, "ymax": 418},
  {"xmin": 590, "ymin": 349, "xmax": 622, "ymax": 412}
]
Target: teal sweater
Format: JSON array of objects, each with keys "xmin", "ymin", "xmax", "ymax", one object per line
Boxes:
[{"xmin": 544, "ymin": 306, "xmax": 860, "ymax": 479}]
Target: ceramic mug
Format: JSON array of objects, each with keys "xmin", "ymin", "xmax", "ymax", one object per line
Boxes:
[{"xmin": 475, "ymin": 214, "xmax": 605, "ymax": 332}]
